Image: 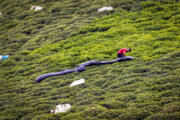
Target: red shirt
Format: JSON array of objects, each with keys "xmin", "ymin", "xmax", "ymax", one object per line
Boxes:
[{"xmin": 118, "ymin": 48, "xmax": 128, "ymax": 55}]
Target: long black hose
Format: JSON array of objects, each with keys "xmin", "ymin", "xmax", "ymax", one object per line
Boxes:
[{"xmin": 35, "ymin": 56, "xmax": 134, "ymax": 83}]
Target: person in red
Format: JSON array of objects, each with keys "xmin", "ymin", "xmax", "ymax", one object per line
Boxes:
[{"xmin": 118, "ymin": 48, "xmax": 131, "ymax": 58}]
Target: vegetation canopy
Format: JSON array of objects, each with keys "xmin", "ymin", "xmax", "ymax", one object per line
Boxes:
[{"xmin": 0, "ymin": 0, "xmax": 179, "ymax": 119}]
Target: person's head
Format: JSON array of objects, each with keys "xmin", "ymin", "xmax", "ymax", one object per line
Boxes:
[{"xmin": 127, "ymin": 48, "xmax": 131, "ymax": 52}]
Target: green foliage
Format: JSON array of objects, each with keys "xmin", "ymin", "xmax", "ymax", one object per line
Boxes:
[
  {"xmin": 100, "ymin": 100, "xmax": 126, "ymax": 109},
  {"xmin": 20, "ymin": 50, "xmax": 31, "ymax": 55},
  {"xmin": 145, "ymin": 113, "xmax": 180, "ymax": 120},
  {"xmin": 0, "ymin": 0, "xmax": 180, "ymax": 120}
]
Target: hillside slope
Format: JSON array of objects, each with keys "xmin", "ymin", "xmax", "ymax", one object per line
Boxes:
[
  {"xmin": 0, "ymin": 0, "xmax": 180, "ymax": 120},
  {"xmin": 0, "ymin": 0, "xmax": 137, "ymax": 55}
]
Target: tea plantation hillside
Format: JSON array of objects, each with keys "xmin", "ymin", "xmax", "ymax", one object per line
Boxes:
[
  {"xmin": 0, "ymin": 0, "xmax": 137, "ymax": 55},
  {"xmin": 0, "ymin": 0, "xmax": 180, "ymax": 120}
]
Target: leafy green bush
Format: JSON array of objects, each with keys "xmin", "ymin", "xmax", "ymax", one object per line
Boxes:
[
  {"xmin": 1, "ymin": 59, "xmax": 16, "ymax": 67},
  {"xmin": 0, "ymin": 1, "xmax": 180, "ymax": 120},
  {"xmin": 100, "ymin": 100, "xmax": 126, "ymax": 109},
  {"xmin": 145, "ymin": 113, "xmax": 180, "ymax": 120},
  {"xmin": 98, "ymin": 109, "xmax": 122, "ymax": 119},
  {"xmin": 83, "ymin": 105, "xmax": 106, "ymax": 117},
  {"xmin": 118, "ymin": 111, "xmax": 151, "ymax": 120}
]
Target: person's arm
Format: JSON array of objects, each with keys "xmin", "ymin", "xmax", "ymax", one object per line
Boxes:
[{"xmin": 123, "ymin": 51, "xmax": 126, "ymax": 57}]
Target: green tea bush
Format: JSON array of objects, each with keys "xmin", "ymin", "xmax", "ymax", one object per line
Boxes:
[
  {"xmin": 0, "ymin": 0, "xmax": 180, "ymax": 119},
  {"xmin": 0, "ymin": 116, "xmax": 18, "ymax": 120},
  {"xmin": 83, "ymin": 105, "xmax": 106, "ymax": 117},
  {"xmin": 0, "ymin": 21, "xmax": 17, "ymax": 31},
  {"xmin": 17, "ymin": 11, "xmax": 33, "ymax": 20},
  {"xmin": 160, "ymin": 102, "xmax": 180, "ymax": 113},
  {"xmin": 160, "ymin": 97, "xmax": 179, "ymax": 106},
  {"xmin": 145, "ymin": 113, "xmax": 180, "ymax": 120},
  {"xmin": 116, "ymin": 93, "xmax": 137, "ymax": 103},
  {"xmin": 144, "ymin": 24, "xmax": 167, "ymax": 31},
  {"xmin": 60, "ymin": 112, "xmax": 84, "ymax": 120},
  {"xmin": 50, "ymin": 3, "xmax": 63, "ymax": 13},
  {"xmin": 150, "ymin": 83, "xmax": 180, "ymax": 92},
  {"xmin": 98, "ymin": 109, "xmax": 122, "ymax": 119},
  {"xmin": 1, "ymin": 59, "xmax": 16, "ymax": 67},
  {"xmin": 76, "ymin": 88, "xmax": 105, "ymax": 98},
  {"xmin": 141, "ymin": 2, "xmax": 157, "ymax": 8},
  {"xmin": 77, "ymin": 24, "xmax": 112, "ymax": 35},
  {"xmin": 100, "ymin": 100, "xmax": 126, "ymax": 109},
  {"xmin": 118, "ymin": 111, "xmax": 151, "ymax": 120},
  {"xmin": 2, "ymin": 107, "xmax": 34, "ymax": 119}
]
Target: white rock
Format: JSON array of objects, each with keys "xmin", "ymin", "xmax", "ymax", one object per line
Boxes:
[
  {"xmin": 0, "ymin": 12, "xmax": 2, "ymax": 16},
  {"xmin": 30, "ymin": 6, "xmax": 36, "ymax": 10},
  {"xmin": 98, "ymin": 6, "xmax": 113, "ymax": 12},
  {"xmin": 54, "ymin": 104, "xmax": 71, "ymax": 113},
  {"xmin": 30, "ymin": 5, "xmax": 43, "ymax": 11},
  {"xmin": 34, "ymin": 6, "xmax": 43, "ymax": 11},
  {"xmin": 70, "ymin": 79, "xmax": 85, "ymax": 86}
]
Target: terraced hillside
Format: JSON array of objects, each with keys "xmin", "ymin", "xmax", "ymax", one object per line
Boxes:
[{"xmin": 0, "ymin": 0, "xmax": 180, "ymax": 120}]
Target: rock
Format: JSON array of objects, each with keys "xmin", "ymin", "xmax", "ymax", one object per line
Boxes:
[
  {"xmin": 98, "ymin": 6, "xmax": 113, "ymax": 12},
  {"xmin": 51, "ymin": 104, "xmax": 71, "ymax": 113},
  {"xmin": 30, "ymin": 5, "xmax": 43, "ymax": 11},
  {"xmin": 70, "ymin": 79, "xmax": 85, "ymax": 86},
  {"xmin": 0, "ymin": 12, "xmax": 2, "ymax": 16}
]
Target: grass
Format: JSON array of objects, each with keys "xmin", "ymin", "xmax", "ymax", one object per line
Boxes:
[{"xmin": 0, "ymin": 0, "xmax": 180, "ymax": 120}]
